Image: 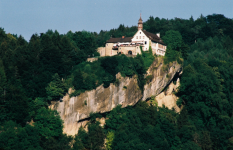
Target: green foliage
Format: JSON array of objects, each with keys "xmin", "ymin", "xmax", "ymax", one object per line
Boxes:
[
  {"xmin": 103, "ymin": 102, "xmax": 183, "ymax": 149},
  {"xmin": 106, "ymin": 131, "xmax": 114, "ymax": 150},
  {"xmin": 73, "ymin": 135, "xmax": 85, "ymax": 150},
  {"xmin": 176, "ymin": 35, "xmax": 233, "ymax": 149},
  {"xmin": 34, "ymin": 107, "xmax": 63, "ymax": 139},
  {"xmin": 162, "ymin": 30, "xmax": 187, "ymax": 64},
  {"xmin": 0, "ymin": 121, "xmax": 42, "ymax": 150},
  {"xmin": 74, "ymin": 127, "xmax": 89, "ymax": 149},
  {"xmin": 46, "ymin": 73, "xmax": 67, "ymax": 102},
  {"xmin": 149, "ymin": 96, "xmax": 158, "ymax": 106},
  {"xmin": 145, "ymin": 75, "xmax": 153, "ymax": 83},
  {"xmin": 114, "ymin": 78, "xmax": 120, "ymax": 86},
  {"xmin": 29, "ymin": 97, "xmax": 48, "ymax": 119},
  {"xmin": 0, "ymin": 59, "xmax": 6, "ymax": 102},
  {"xmin": 163, "ymin": 30, "xmax": 183, "ymax": 51},
  {"xmin": 74, "ymin": 120, "xmax": 105, "ymax": 150},
  {"xmin": 88, "ymin": 121, "xmax": 105, "ymax": 150},
  {"xmin": 140, "ymin": 46, "xmax": 155, "ymax": 69},
  {"xmin": 84, "ymin": 100, "xmax": 87, "ymax": 106},
  {"xmin": 1, "ymin": 13, "xmax": 233, "ymax": 149},
  {"xmin": 70, "ymin": 54, "xmax": 148, "ymax": 94}
]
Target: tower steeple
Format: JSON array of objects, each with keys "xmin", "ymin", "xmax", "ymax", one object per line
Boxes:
[{"xmin": 138, "ymin": 13, "xmax": 143, "ymax": 30}]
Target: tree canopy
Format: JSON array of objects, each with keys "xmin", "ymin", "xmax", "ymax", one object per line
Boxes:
[{"xmin": 1, "ymin": 13, "xmax": 233, "ymax": 149}]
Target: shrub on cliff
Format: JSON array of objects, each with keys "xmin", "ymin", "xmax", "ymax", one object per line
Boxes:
[{"xmin": 70, "ymin": 53, "xmax": 148, "ymax": 93}]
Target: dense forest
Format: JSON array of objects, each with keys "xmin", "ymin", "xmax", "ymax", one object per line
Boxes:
[{"xmin": 1, "ymin": 14, "xmax": 233, "ymax": 149}]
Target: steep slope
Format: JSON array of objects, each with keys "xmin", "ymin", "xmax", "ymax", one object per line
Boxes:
[{"xmin": 50, "ymin": 57, "xmax": 182, "ymax": 135}]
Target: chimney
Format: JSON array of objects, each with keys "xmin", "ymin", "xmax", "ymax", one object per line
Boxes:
[
  {"xmin": 122, "ymin": 36, "xmax": 125, "ymax": 39},
  {"xmin": 156, "ymin": 33, "xmax": 160, "ymax": 38}
]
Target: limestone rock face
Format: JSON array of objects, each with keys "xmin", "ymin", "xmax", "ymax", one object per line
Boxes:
[
  {"xmin": 155, "ymin": 80, "xmax": 181, "ymax": 112},
  {"xmin": 50, "ymin": 58, "xmax": 182, "ymax": 135}
]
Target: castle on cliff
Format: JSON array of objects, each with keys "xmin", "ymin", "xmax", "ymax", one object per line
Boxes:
[{"xmin": 98, "ymin": 14, "xmax": 167, "ymax": 57}]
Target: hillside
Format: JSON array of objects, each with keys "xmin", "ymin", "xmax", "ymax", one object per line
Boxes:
[
  {"xmin": 50, "ymin": 57, "xmax": 182, "ymax": 135},
  {"xmin": 0, "ymin": 14, "xmax": 233, "ymax": 150}
]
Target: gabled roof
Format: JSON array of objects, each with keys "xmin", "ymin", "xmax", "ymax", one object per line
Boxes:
[
  {"xmin": 106, "ymin": 37, "xmax": 132, "ymax": 43},
  {"xmin": 142, "ymin": 30, "xmax": 165, "ymax": 45}
]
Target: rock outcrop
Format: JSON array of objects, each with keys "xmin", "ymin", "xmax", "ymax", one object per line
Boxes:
[
  {"xmin": 155, "ymin": 79, "xmax": 180, "ymax": 112},
  {"xmin": 50, "ymin": 57, "xmax": 182, "ymax": 135}
]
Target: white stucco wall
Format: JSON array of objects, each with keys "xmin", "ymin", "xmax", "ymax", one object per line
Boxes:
[
  {"xmin": 131, "ymin": 29, "xmax": 150, "ymax": 51},
  {"xmin": 151, "ymin": 41, "xmax": 166, "ymax": 56},
  {"xmin": 104, "ymin": 30, "xmax": 167, "ymax": 57}
]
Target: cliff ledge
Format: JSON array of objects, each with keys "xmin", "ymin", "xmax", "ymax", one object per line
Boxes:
[{"xmin": 50, "ymin": 57, "xmax": 182, "ymax": 135}]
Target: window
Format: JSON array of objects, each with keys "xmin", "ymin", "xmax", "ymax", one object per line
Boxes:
[
  {"xmin": 140, "ymin": 32, "xmax": 141, "ymax": 34},
  {"xmin": 145, "ymin": 41, "xmax": 147, "ymax": 44},
  {"xmin": 143, "ymin": 36, "xmax": 144, "ymax": 39},
  {"xmin": 136, "ymin": 36, "xmax": 138, "ymax": 39},
  {"xmin": 139, "ymin": 36, "xmax": 141, "ymax": 39}
]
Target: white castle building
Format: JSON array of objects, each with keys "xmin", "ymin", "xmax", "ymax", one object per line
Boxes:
[{"xmin": 98, "ymin": 14, "xmax": 167, "ymax": 56}]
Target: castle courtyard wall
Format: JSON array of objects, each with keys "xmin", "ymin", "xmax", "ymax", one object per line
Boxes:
[
  {"xmin": 105, "ymin": 43, "xmax": 114, "ymax": 56},
  {"xmin": 97, "ymin": 47, "xmax": 106, "ymax": 56},
  {"xmin": 118, "ymin": 46, "xmax": 137, "ymax": 55}
]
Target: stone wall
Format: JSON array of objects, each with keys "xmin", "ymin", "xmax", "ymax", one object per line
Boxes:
[
  {"xmin": 105, "ymin": 43, "xmax": 114, "ymax": 56},
  {"xmin": 97, "ymin": 47, "xmax": 105, "ymax": 56},
  {"xmin": 118, "ymin": 46, "xmax": 140, "ymax": 55},
  {"xmin": 50, "ymin": 57, "xmax": 182, "ymax": 135},
  {"xmin": 87, "ymin": 57, "xmax": 98, "ymax": 62}
]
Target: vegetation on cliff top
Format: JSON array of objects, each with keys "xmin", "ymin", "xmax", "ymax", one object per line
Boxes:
[
  {"xmin": 0, "ymin": 14, "xmax": 233, "ymax": 149},
  {"xmin": 74, "ymin": 15, "xmax": 233, "ymax": 150}
]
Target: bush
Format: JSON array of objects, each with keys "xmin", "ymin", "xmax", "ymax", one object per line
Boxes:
[
  {"xmin": 145, "ymin": 75, "xmax": 153, "ymax": 83},
  {"xmin": 70, "ymin": 51, "xmax": 152, "ymax": 94}
]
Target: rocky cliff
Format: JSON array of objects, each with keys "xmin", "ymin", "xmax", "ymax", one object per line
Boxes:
[{"xmin": 50, "ymin": 57, "xmax": 182, "ymax": 135}]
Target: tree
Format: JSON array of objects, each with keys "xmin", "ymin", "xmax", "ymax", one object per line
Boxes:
[
  {"xmin": 72, "ymin": 69, "xmax": 84, "ymax": 91},
  {"xmin": 46, "ymin": 73, "xmax": 66, "ymax": 102},
  {"xmin": 0, "ymin": 59, "xmax": 6, "ymax": 102},
  {"xmin": 88, "ymin": 121, "xmax": 105, "ymax": 150},
  {"xmin": 75, "ymin": 127, "xmax": 90, "ymax": 149},
  {"xmin": 34, "ymin": 107, "xmax": 63, "ymax": 139},
  {"xmin": 162, "ymin": 30, "xmax": 183, "ymax": 51},
  {"xmin": 163, "ymin": 30, "xmax": 188, "ymax": 60},
  {"xmin": 106, "ymin": 131, "xmax": 114, "ymax": 150}
]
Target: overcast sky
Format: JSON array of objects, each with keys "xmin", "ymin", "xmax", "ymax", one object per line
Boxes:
[{"xmin": 1, "ymin": 0, "xmax": 233, "ymax": 41}]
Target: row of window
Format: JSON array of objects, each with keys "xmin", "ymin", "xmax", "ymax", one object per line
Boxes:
[
  {"xmin": 136, "ymin": 36, "xmax": 145, "ymax": 39},
  {"xmin": 152, "ymin": 42, "xmax": 166, "ymax": 49},
  {"xmin": 157, "ymin": 50, "xmax": 165, "ymax": 54},
  {"xmin": 158, "ymin": 44, "xmax": 166, "ymax": 49}
]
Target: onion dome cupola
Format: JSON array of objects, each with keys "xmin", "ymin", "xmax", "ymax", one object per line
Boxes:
[{"xmin": 138, "ymin": 13, "xmax": 143, "ymax": 30}]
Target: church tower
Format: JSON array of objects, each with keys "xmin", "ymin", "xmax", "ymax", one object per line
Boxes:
[{"xmin": 138, "ymin": 13, "xmax": 143, "ymax": 30}]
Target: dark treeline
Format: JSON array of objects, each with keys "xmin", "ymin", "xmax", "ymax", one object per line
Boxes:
[
  {"xmin": 0, "ymin": 14, "xmax": 233, "ymax": 149},
  {"xmin": 75, "ymin": 35, "xmax": 233, "ymax": 150},
  {"xmin": 97, "ymin": 14, "xmax": 233, "ymax": 47}
]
